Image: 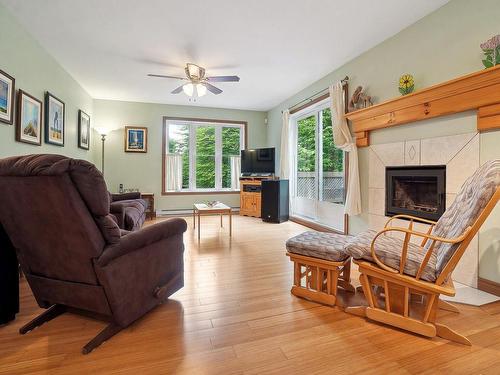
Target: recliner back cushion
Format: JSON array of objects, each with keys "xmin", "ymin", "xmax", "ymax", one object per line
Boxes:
[
  {"xmin": 0, "ymin": 154, "xmax": 115, "ymax": 285},
  {"xmin": 430, "ymin": 159, "xmax": 500, "ymax": 276}
]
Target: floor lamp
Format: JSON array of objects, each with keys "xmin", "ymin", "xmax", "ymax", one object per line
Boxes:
[{"xmin": 95, "ymin": 127, "xmax": 109, "ymax": 174}]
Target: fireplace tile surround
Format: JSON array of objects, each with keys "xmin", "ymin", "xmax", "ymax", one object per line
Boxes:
[{"xmin": 368, "ymin": 132, "xmax": 480, "ymax": 287}]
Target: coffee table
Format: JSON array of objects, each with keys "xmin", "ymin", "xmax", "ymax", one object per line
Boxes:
[{"xmin": 193, "ymin": 203, "xmax": 232, "ymax": 240}]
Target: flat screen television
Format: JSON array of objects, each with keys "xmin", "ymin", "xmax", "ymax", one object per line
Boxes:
[{"xmin": 241, "ymin": 148, "xmax": 275, "ymax": 175}]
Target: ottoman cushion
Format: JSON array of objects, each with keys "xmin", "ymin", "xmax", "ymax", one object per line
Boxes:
[{"xmin": 286, "ymin": 231, "xmax": 353, "ymax": 262}]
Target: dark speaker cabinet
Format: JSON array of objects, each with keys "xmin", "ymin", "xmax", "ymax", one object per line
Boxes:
[{"xmin": 261, "ymin": 180, "xmax": 289, "ymax": 223}]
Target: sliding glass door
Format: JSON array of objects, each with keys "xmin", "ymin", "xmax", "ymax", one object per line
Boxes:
[{"xmin": 292, "ymin": 102, "xmax": 346, "ymax": 232}]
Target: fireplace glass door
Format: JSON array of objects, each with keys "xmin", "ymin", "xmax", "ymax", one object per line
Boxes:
[{"xmin": 385, "ymin": 166, "xmax": 446, "ymax": 221}]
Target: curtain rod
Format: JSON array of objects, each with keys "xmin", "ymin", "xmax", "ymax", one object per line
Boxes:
[{"xmin": 282, "ymin": 76, "xmax": 349, "ymax": 114}]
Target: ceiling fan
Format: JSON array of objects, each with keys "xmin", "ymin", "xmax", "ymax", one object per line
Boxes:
[{"xmin": 148, "ymin": 63, "xmax": 240, "ymax": 97}]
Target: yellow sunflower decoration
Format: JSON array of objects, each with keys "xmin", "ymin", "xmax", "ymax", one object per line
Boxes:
[{"xmin": 399, "ymin": 74, "xmax": 415, "ymax": 95}]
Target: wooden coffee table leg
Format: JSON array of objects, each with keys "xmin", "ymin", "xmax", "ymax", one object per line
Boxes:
[
  {"xmin": 193, "ymin": 208, "xmax": 196, "ymax": 229},
  {"xmin": 220, "ymin": 213, "xmax": 223, "ymax": 227},
  {"xmin": 229, "ymin": 209, "xmax": 232, "ymax": 237},
  {"xmin": 197, "ymin": 212, "xmax": 201, "ymax": 240}
]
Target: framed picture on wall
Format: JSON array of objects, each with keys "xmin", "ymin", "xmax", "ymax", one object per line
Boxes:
[
  {"xmin": 44, "ymin": 92, "xmax": 65, "ymax": 146},
  {"xmin": 16, "ymin": 89, "xmax": 42, "ymax": 146},
  {"xmin": 124, "ymin": 126, "xmax": 148, "ymax": 153},
  {"xmin": 0, "ymin": 69, "xmax": 15, "ymax": 125},
  {"xmin": 78, "ymin": 110, "xmax": 90, "ymax": 150}
]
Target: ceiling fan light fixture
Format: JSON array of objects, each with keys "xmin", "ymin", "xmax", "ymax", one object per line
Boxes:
[
  {"xmin": 196, "ymin": 83, "xmax": 207, "ymax": 97},
  {"xmin": 186, "ymin": 63, "xmax": 203, "ymax": 79},
  {"xmin": 182, "ymin": 83, "xmax": 194, "ymax": 96}
]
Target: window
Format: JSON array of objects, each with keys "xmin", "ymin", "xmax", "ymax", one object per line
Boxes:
[
  {"xmin": 163, "ymin": 117, "xmax": 246, "ymax": 193},
  {"xmin": 291, "ymin": 99, "xmax": 346, "ymax": 232}
]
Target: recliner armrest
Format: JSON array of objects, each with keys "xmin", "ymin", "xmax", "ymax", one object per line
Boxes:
[
  {"xmin": 111, "ymin": 192, "xmax": 142, "ymax": 202},
  {"xmin": 96, "ymin": 218, "xmax": 187, "ymax": 267}
]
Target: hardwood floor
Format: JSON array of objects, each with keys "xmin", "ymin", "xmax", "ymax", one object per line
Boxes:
[{"xmin": 1, "ymin": 215, "xmax": 500, "ymax": 374}]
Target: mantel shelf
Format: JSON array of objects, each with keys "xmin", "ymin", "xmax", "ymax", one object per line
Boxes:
[{"xmin": 345, "ymin": 65, "xmax": 500, "ymax": 147}]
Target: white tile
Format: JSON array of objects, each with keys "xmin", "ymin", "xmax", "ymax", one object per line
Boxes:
[
  {"xmin": 446, "ymin": 134, "xmax": 480, "ymax": 194},
  {"xmin": 368, "ymin": 148, "xmax": 386, "ymax": 189},
  {"xmin": 371, "ymin": 142, "xmax": 404, "ymax": 167},
  {"xmin": 368, "ymin": 188, "xmax": 385, "ymax": 216},
  {"xmin": 421, "ymin": 132, "xmax": 476, "ymax": 165},
  {"xmin": 452, "ymin": 235, "xmax": 479, "ymax": 288},
  {"xmin": 368, "ymin": 214, "xmax": 389, "ymax": 232},
  {"xmin": 404, "ymin": 140, "xmax": 421, "ymax": 166},
  {"xmin": 441, "ymin": 282, "xmax": 500, "ymax": 306}
]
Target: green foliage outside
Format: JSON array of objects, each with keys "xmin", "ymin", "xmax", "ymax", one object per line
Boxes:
[
  {"xmin": 196, "ymin": 126, "xmax": 216, "ymax": 188},
  {"xmin": 297, "ymin": 108, "xmax": 343, "ymax": 173},
  {"xmin": 168, "ymin": 125, "xmax": 241, "ymax": 189}
]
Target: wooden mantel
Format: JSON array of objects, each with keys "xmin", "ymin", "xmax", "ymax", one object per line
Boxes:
[{"xmin": 346, "ymin": 65, "xmax": 500, "ymax": 147}]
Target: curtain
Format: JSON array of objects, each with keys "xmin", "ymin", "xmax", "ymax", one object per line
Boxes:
[
  {"xmin": 165, "ymin": 154, "xmax": 183, "ymax": 191},
  {"xmin": 329, "ymin": 82, "xmax": 362, "ymax": 216},
  {"xmin": 230, "ymin": 156, "xmax": 241, "ymax": 190},
  {"xmin": 279, "ymin": 110, "xmax": 290, "ymax": 179}
]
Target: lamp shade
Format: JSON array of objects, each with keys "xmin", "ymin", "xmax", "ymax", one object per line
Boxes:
[
  {"xmin": 196, "ymin": 83, "xmax": 207, "ymax": 97},
  {"xmin": 95, "ymin": 127, "xmax": 109, "ymax": 136},
  {"xmin": 183, "ymin": 83, "xmax": 194, "ymax": 96}
]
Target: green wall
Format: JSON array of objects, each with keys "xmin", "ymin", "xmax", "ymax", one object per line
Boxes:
[
  {"xmin": 0, "ymin": 3, "xmax": 94, "ymax": 161},
  {"xmin": 266, "ymin": 0, "xmax": 500, "ymax": 283},
  {"xmin": 93, "ymin": 99, "xmax": 267, "ymax": 211}
]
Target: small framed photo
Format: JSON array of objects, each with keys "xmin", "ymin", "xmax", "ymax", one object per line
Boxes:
[
  {"xmin": 44, "ymin": 92, "xmax": 65, "ymax": 146},
  {"xmin": 16, "ymin": 89, "xmax": 42, "ymax": 146},
  {"xmin": 78, "ymin": 110, "xmax": 90, "ymax": 150},
  {"xmin": 0, "ymin": 69, "xmax": 15, "ymax": 125},
  {"xmin": 125, "ymin": 126, "xmax": 148, "ymax": 153}
]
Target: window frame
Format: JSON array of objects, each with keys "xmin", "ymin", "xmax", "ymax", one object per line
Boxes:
[{"xmin": 162, "ymin": 116, "xmax": 248, "ymax": 195}]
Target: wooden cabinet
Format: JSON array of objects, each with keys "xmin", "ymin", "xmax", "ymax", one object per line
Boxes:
[{"xmin": 239, "ymin": 180, "xmax": 263, "ymax": 218}]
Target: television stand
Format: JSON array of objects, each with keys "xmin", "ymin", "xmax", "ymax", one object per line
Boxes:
[{"xmin": 239, "ymin": 175, "xmax": 277, "ymax": 218}]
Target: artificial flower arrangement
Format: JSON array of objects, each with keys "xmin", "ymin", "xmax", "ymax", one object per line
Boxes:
[
  {"xmin": 398, "ymin": 74, "xmax": 415, "ymax": 96},
  {"xmin": 481, "ymin": 34, "xmax": 500, "ymax": 69}
]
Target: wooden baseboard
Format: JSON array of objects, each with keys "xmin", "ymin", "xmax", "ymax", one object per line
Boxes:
[{"xmin": 478, "ymin": 277, "xmax": 500, "ymax": 297}]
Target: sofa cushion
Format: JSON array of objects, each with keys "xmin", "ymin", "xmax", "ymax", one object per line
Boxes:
[
  {"xmin": 344, "ymin": 229, "xmax": 437, "ymax": 282},
  {"xmin": 286, "ymin": 231, "xmax": 352, "ymax": 262}
]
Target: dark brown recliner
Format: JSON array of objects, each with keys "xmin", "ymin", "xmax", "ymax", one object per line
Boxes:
[
  {"xmin": 109, "ymin": 192, "xmax": 147, "ymax": 231},
  {"xmin": 0, "ymin": 154, "xmax": 187, "ymax": 354}
]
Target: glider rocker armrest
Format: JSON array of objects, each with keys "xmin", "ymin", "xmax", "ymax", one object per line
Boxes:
[
  {"xmin": 384, "ymin": 215, "xmax": 437, "ymax": 229},
  {"xmin": 97, "ymin": 218, "xmax": 187, "ymax": 266},
  {"xmin": 370, "ymin": 226, "xmax": 470, "ymax": 276}
]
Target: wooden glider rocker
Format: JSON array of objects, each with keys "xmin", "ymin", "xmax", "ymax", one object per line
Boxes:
[{"xmin": 345, "ymin": 160, "xmax": 500, "ymax": 345}]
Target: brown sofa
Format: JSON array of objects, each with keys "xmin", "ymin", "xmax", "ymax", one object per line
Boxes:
[
  {"xmin": 109, "ymin": 192, "xmax": 147, "ymax": 231},
  {"xmin": 0, "ymin": 154, "xmax": 187, "ymax": 354}
]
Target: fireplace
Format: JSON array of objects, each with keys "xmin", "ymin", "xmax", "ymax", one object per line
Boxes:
[{"xmin": 385, "ymin": 166, "xmax": 446, "ymax": 221}]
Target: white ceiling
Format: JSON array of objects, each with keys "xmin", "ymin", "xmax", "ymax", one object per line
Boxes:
[{"xmin": 2, "ymin": 0, "xmax": 449, "ymax": 111}]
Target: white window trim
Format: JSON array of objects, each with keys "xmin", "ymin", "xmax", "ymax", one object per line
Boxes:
[{"xmin": 163, "ymin": 118, "xmax": 246, "ymax": 193}]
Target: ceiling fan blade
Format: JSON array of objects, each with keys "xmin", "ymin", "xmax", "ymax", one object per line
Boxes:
[
  {"xmin": 204, "ymin": 82, "xmax": 223, "ymax": 95},
  {"xmin": 171, "ymin": 85, "xmax": 184, "ymax": 94},
  {"xmin": 206, "ymin": 75, "xmax": 240, "ymax": 82},
  {"xmin": 148, "ymin": 74, "xmax": 187, "ymax": 80}
]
